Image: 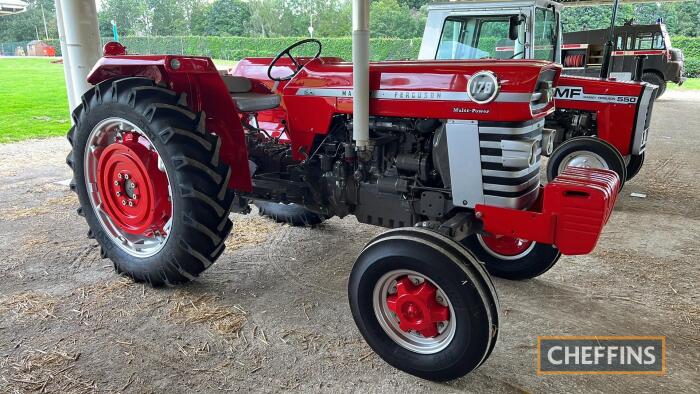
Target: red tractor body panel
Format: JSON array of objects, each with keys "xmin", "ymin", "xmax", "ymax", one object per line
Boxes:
[
  {"xmin": 236, "ymin": 57, "xmax": 559, "ymax": 160},
  {"xmin": 87, "ymin": 55, "xmax": 253, "ymax": 192},
  {"xmin": 554, "ymin": 75, "xmax": 646, "ymax": 156},
  {"xmin": 476, "ymin": 167, "xmax": 621, "ymax": 255}
]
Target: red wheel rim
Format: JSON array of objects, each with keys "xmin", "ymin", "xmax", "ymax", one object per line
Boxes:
[
  {"xmin": 84, "ymin": 118, "xmax": 173, "ymax": 257},
  {"xmin": 96, "ymin": 132, "xmax": 171, "ymax": 236},
  {"xmin": 478, "ymin": 234, "xmax": 534, "ymax": 259},
  {"xmin": 386, "ymin": 276, "xmax": 450, "ymax": 338},
  {"xmin": 373, "ymin": 270, "xmax": 456, "ymax": 354}
]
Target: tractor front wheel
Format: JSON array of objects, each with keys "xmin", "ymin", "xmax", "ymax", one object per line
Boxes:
[
  {"xmin": 546, "ymin": 136, "xmax": 627, "ymax": 187},
  {"xmin": 461, "ymin": 234, "xmax": 561, "ymax": 280},
  {"xmin": 348, "ymin": 228, "xmax": 499, "ymax": 381},
  {"xmin": 67, "ymin": 77, "xmax": 234, "ymax": 286}
]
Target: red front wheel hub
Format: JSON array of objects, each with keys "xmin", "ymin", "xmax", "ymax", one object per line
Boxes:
[
  {"xmin": 96, "ymin": 132, "xmax": 171, "ymax": 236},
  {"xmin": 386, "ymin": 276, "xmax": 450, "ymax": 338}
]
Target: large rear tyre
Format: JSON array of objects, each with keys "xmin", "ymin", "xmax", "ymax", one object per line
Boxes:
[
  {"xmin": 348, "ymin": 228, "xmax": 499, "ymax": 381},
  {"xmin": 67, "ymin": 77, "xmax": 235, "ymax": 286},
  {"xmin": 625, "ymin": 153, "xmax": 645, "ymax": 181},
  {"xmin": 546, "ymin": 136, "xmax": 626, "ymax": 188},
  {"xmin": 642, "ymin": 72, "xmax": 666, "ymax": 99},
  {"xmin": 461, "ymin": 234, "xmax": 561, "ymax": 280},
  {"xmin": 253, "ymin": 201, "xmax": 326, "ymax": 226}
]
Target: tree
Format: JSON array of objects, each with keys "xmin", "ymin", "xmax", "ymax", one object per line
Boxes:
[
  {"xmin": 370, "ymin": 0, "xmax": 423, "ymax": 38},
  {"xmin": 204, "ymin": 0, "xmax": 252, "ymax": 36},
  {"xmin": 98, "ymin": 0, "xmax": 147, "ymax": 37},
  {"xmin": 0, "ymin": 0, "xmax": 57, "ymax": 42}
]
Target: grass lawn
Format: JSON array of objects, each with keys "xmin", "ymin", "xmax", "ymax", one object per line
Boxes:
[
  {"xmin": 0, "ymin": 58, "xmax": 237, "ymax": 144},
  {"xmin": 668, "ymin": 77, "xmax": 700, "ymax": 91},
  {"xmin": 0, "ymin": 58, "xmax": 70, "ymax": 143}
]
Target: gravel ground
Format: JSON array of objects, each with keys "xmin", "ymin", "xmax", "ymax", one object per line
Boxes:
[{"xmin": 0, "ymin": 90, "xmax": 698, "ymax": 393}]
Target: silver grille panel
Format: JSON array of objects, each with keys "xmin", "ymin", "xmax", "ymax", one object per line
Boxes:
[{"xmin": 478, "ymin": 119, "xmax": 545, "ymax": 209}]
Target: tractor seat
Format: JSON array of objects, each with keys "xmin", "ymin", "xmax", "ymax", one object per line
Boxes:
[{"xmin": 222, "ymin": 75, "xmax": 281, "ymax": 112}]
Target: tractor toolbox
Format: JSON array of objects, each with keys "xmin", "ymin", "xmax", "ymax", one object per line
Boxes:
[{"xmin": 476, "ymin": 167, "xmax": 621, "ymax": 255}]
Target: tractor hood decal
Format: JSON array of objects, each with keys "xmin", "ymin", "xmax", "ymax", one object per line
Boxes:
[
  {"xmin": 554, "ymin": 86, "xmax": 638, "ymax": 104},
  {"xmin": 296, "ymin": 88, "xmax": 532, "ymax": 103}
]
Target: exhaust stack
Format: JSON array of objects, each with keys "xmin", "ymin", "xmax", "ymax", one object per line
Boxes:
[{"xmin": 352, "ymin": 0, "xmax": 370, "ymax": 149}]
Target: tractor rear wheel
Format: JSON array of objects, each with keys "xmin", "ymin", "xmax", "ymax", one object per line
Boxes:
[
  {"xmin": 253, "ymin": 201, "xmax": 326, "ymax": 226},
  {"xmin": 348, "ymin": 228, "xmax": 499, "ymax": 381},
  {"xmin": 67, "ymin": 77, "xmax": 234, "ymax": 286},
  {"xmin": 461, "ymin": 234, "xmax": 561, "ymax": 280},
  {"xmin": 546, "ymin": 136, "xmax": 627, "ymax": 187}
]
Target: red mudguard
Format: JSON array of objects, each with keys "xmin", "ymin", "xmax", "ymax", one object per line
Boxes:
[
  {"xmin": 476, "ymin": 167, "xmax": 621, "ymax": 255},
  {"xmin": 86, "ymin": 49, "xmax": 252, "ymax": 192}
]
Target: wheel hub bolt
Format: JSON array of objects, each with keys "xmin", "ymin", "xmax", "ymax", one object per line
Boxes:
[
  {"xmin": 133, "ymin": 194, "xmax": 138, "ymax": 200},
  {"xmin": 117, "ymin": 173, "xmax": 123, "ymax": 179},
  {"xmin": 122, "ymin": 200, "xmax": 127, "ymax": 205},
  {"xmin": 124, "ymin": 174, "xmax": 130, "ymax": 180},
  {"xmin": 114, "ymin": 180, "xmax": 119, "ymax": 186},
  {"xmin": 128, "ymin": 201, "xmax": 134, "ymax": 207},
  {"xmin": 116, "ymin": 191, "xmax": 121, "ymax": 197}
]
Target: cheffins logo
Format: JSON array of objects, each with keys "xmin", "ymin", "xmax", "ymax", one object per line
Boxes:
[{"xmin": 537, "ymin": 336, "xmax": 666, "ymax": 375}]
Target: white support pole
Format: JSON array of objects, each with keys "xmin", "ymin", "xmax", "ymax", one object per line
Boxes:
[
  {"xmin": 58, "ymin": 0, "xmax": 101, "ymax": 111},
  {"xmin": 54, "ymin": 0, "xmax": 76, "ymax": 113},
  {"xmin": 352, "ymin": 0, "xmax": 370, "ymax": 149}
]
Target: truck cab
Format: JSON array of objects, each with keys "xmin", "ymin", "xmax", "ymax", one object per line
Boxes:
[{"xmin": 419, "ymin": 0, "xmax": 563, "ymax": 64}]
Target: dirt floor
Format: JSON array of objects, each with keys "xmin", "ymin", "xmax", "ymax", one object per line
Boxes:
[{"xmin": 0, "ymin": 90, "xmax": 698, "ymax": 393}]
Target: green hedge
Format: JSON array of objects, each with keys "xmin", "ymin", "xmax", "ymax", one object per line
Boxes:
[
  {"xmin": 48, "ymin": 36, "xmax": 422, "ymax": 62},
  {"xmin": 45, "ymin": 35, "xmax": 699, "ymax": 77},
  {"xmin": 671, "ymin": 36, "xmax": 700, "ymax": 77}
]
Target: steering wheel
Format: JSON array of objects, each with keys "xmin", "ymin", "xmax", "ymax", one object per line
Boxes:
[{"xmin": 267, "ymin": 39, "xmax": 322, "ymax": 82}]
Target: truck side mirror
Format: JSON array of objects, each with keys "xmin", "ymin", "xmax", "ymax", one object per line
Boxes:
[{"xmin": 509, "ymin": 16, "xmax": 523, "ymax": 41}]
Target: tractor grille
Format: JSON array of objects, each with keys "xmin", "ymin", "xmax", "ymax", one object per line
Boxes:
[{"xmin": 478, "ymin": 119, "xmax": 544, "ymax": 209}]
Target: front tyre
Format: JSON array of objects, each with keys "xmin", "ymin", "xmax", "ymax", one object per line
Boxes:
[
  {"xmin": 349, "ymin": 228, "xmax": 499, "ymax": 381},
  {"xmin": 67, "ymin": 77, "xmax": 234, "ymax": 286},
  {"xmin": 546, "ymin": 136, "xmax": 627, "ymax": 187},
  {"xmin": 461, "ymin": 234, "xmax": 561, "ymax": 280},
  {"xmin": 625, "ymin": 153, "xmax": 645, "ymax": 181}
]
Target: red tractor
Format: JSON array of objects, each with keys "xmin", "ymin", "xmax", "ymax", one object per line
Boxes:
[
  {"xmin": 67, "ymin": 39, "xmax": 620, "ymax": 381},
  {"xmin": 418, "ymin": 0, "xmax": 657, "ymax": 184}
]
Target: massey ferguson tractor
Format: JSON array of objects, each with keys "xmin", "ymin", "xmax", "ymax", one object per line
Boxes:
[
  {"xmin": 67, "ymin": 36, "xmax": 621, "ymax": 380},
  {"xmin": 418, "ymin": 0, "xmax": 656, "ymax": 184}
]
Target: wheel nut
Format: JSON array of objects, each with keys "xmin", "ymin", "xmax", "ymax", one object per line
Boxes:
[
  {"xmin": 116, "ymin": 191, "xmax": 121, "ymax": 196},
  {"xmin": 114, "ymin": 180, "xmax": 119, "ymax": 186},
  {"xmin": 124, "ymin": 174, "xmax": 130, "ymax": 180},
  {"xmin": 117, "ymin": 173, "xmax": 123, "ymax": 179},
  {"xmin": 133, "ymin": 194, "xmax": 138, "ymax": 200},
  {"xmin": 122, "ymin": 200, "xmax": 127, "ymax": 205},
  {"xmin": 128, "ymin": 201, "xmax": 134, "ymax": 207}
]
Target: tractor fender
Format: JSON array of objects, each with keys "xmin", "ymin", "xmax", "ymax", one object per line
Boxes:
[{"xmin": 87, "ymin": 52, "xmax": 252, "ymax": 192}]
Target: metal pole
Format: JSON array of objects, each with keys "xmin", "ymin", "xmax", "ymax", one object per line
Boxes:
[
  {"xmin": 41, "ymin": 4, "xmax": 49, "ymax": 39},
  {"xmin": 600, "ymin": 0, "xmax": 620, "ymax": 79},
  {"xmin": 352, "ymin": 0, "xmax": 370, "ymax": 149},
  {"xmin": 55, "ymin": 0, "xmax": 76, "ymax": 114},
  {"xmin": 59, "ymin": 0, "xmax": 101, "ymax": 111}
]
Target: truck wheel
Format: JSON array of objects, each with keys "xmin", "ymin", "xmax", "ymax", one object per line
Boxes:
[
  {"xmin": 461, "ymin": 234, "xmax": 561, "ymax": 280},
  {"xmin": 348, "ymin": 228, "xmax": 499, "ymax": 381},
  {"xmin": 642, "ymin": 72, "xmax": 666, "ymax": 99},
  {"xmin": 67, "ymin": 77, "xmax": 234, "ymax": 286},
  {"xmin": 253, "ymin": 201, "xmax": 326, "ymax": 226},
  {"xmin": 625, "ymin": 153, "xmax": 645, "ymax": 181},
  {"xmin": 546, "ymin": 136, "xmax": 627, "ymax": 187}
]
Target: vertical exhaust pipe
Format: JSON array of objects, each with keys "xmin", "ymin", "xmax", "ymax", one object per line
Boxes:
[
  {"xmin": 352, "ymin": 0, "xmax": 370, "ymax": 149},
  {"xmin": 600, "ymin": 0, "xmax": 620, "ymax": 79}
]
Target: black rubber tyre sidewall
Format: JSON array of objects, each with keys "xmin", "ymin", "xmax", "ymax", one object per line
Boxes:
[
  {"xmin": 546, "ymin": 136, "xmax": 627, "ymax": 188},
  {"xmin": 642, "ymin": 72, "xmax": 666, "ymax": 99},
  {"xmin": 461, "ymin": 235, "xmax": 561, "ymax": 280},
  {"xmin": 348, "ymin": 237, "xmax": 493, "ymax": 381},
  {"xmin": 626, "ymin": 153, "xmax": 645, "ymax": 181},
  {"xmin": 254, "ymin": 200, "xmax": 326, "ymax": 226}
]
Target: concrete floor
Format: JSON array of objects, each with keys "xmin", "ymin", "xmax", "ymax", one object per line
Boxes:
[{"xmin": 0, "ymin": 90, "xmax": 698, "ymax": 393}]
